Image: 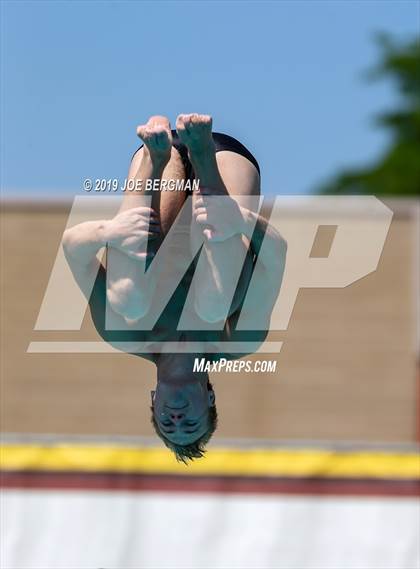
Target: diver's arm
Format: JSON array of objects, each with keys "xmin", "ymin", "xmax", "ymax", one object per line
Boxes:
[
  {"xmin": 63, "ymin": 206, "xmax": 158, "ymax": 298},
  {"xmin": 194, "ymin": 194, "xmax": 287, "ymax": 341},
  {"xmin": 239, "ymin": 207, "xmax": 287, "ymax": 269},
  {"xmin": 62, "ymin": 220, "xmax": 107, "ymax": 299},
  {"xmin": 63, "ymin": 220, "xmax": 157, "ymax": 364},
  {"xmin": 207, "ymin": 208, "xmax": 287, "ymax": 362},
  {"xmin": 62, "ymin": 220, "xmax": 107, "ymax": 269},
  {"xmin": 193, "ymin": 191, "xmax": 286, "ymax": 261},
  {"xmin": 237, "ymin": 207, "xmax": 287, "ymax": 329}
]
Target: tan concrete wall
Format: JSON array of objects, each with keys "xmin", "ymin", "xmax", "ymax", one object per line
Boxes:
[{"xmin": 1, "ymin": 200, "xmax": 418, "ymax": 442}]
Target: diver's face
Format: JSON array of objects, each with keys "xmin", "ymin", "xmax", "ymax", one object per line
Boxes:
[{"xmin": 152, "ymin": 380, "xmax": 214, "ymax": 445}]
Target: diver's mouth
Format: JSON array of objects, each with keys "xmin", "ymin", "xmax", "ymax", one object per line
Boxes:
[{"xmin": 166, "ymin": 404, "xmax": 189, "ymax": 410}]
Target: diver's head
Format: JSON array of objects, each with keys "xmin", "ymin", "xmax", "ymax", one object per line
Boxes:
[{"xmin": 151, "ymin": 354, "xmax": 217, "ymax": 463}]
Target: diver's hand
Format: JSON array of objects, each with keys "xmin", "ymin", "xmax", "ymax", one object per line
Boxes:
[
  {"xmin": 104, "ymin": 207, "xmax": 161, "ymax": 259},
  {"xmin": 193, "ymin": 188, "xmax": 246, "ymax": 242}
]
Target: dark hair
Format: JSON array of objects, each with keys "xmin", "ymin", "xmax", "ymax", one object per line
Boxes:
[{"xmin": 150, "ymin": 380, "xmax": 218, "ymax": 464}]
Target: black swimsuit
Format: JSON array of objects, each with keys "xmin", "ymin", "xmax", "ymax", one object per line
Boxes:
[{"xmin": 136, "ymin": 130, "xmax": 260, "ymax": 185}]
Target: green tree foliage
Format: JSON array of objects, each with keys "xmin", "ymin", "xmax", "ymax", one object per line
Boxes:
[{"xmin": 319, "ymin": 34, "xmax": 420, "ymax": 196}]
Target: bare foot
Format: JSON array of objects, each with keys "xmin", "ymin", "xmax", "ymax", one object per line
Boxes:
[
  {"xmin": 137, "ymin": 115, "xmax": 172, "ymax": 168},
  {"xmin": 175, "ymin": 113, "xmax": 215, "ymax": 160}
]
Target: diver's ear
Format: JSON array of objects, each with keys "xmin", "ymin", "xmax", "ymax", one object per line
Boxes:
[
  {"xmin": 208, "ymin": 390, "xmax": 215, "ymax": 406},
  {"xmin": 150, "ymin": 390, "xmax": 156, "ymax": 403}
]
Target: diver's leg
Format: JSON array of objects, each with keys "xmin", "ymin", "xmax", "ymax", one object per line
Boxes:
[
  {"xmin": 118, "ymin": 117, "xmax": 187, "ymax": 233},
  {"xmin": 107, "ymin": 116, "xmax": 187, "ymax": 321},
  {"xmin": 176, "ymin": 114, "xmax": 260, "ymax": 323}
]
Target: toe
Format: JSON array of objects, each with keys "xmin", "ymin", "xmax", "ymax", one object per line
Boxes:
[
  {"xmin": 152, "ymin": 126, "xmax": 166, "ymax": 135},
  {"xmin": 198, "ymin": 114, "xmax": 212, "ymax": 127},
  {"xmin": 147, "ymin": 115, "xmax": 171, "ymax": 129},
  {"xmin": 176, "ymin": 115, "xmax": 187, "ymax": 133},
  {"xmin": 188, "ymin": 113, "xmax": 199, "ymax": 126},
  {"xmin": 136, "ymin": 124, "xmax": 148, "ymax": 138},
  {"xmin": 178, "ymin": 114, "xmax": 192, "ymax": 134},
  {"xmin": 176, "ymin": 114, "xmax": 188, "ymax": 125}
]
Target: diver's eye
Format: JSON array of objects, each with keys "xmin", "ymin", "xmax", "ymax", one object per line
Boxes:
[
  {"xmin": 161, "ymin": 420, "xmax": 172, "ymax": 427},
  {"xmin": 185, "ymin": 421, "xmax": 198, "ymax": 427}
]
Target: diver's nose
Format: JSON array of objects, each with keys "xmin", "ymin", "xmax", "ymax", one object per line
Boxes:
[{"xmin": 169, "ymin": 412, "xmax": 185, "ymax": 422}]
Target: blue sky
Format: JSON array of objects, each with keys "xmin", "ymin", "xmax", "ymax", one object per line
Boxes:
[{"xmin": 1, "ymin": 0, "xmax": 418, "ymax": 198}]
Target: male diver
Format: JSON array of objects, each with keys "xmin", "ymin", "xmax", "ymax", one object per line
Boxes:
[{"xmin": 63, "ymin": 114, "xmax": 286, "ymax": 462}]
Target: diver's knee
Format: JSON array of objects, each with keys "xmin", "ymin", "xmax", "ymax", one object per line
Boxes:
[
  {"xmin": 107, "ymin": 279, "xmax": 150, "ymax": 320},
  {"xmin": 194, "ymin": 294, "xmax": 230, "ymax": 324}
]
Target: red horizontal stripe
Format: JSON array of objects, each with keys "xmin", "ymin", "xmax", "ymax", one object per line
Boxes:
[{"xmin": 1, "ymin": 471, "xmax": 419, "ymax": 497}]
